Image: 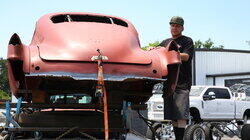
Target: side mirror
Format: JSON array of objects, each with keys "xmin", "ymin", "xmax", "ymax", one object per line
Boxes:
[{"xmin": 203, "ymin": 92, "xmax": 216, "ymax": 101}]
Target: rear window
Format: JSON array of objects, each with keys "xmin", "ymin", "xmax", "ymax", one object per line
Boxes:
[
  {"xmin": 51, "ymin": 14, "xmax": 128, "ymax": 27},
  {"xmin": 112, "ymin": 18, "xmax": 128, "ymax": 27},
  {"xmin": 190, "ymin": 87, "xmax": 205, "ymax": 96},
  {"xmin": 216, "ymin": 89, "xmax": 231, "ymax": 99},
  {"xmin": 244, "ymin": 86, "xmax": 250, "ymax": 101}
]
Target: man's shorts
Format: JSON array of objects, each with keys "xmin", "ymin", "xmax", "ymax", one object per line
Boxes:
[{"xmin": 163, "ymin": 88, "xmax": 190, "ymax": 120}]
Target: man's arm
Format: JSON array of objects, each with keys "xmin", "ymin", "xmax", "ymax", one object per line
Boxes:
[
  {"xmin": 180, "ymin": 53, "xmax": 190, "ymax": 62},
  {"xmin": 182, "ymin": 38, "xmax": 194, "ymax": 61}
]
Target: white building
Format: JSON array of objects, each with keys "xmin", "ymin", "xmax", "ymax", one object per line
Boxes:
[{"xmin": 193, "ymin": 49, "xmax": 250, "ymax": 87}]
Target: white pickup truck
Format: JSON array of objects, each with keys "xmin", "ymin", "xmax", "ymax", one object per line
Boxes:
[
  {"xmin": 148, "ymin": 85, "xmax": 250, "ymax": 122},
  {"xmin": 147, "ymin": 85, "xmax": 250, "ymax": 140}
]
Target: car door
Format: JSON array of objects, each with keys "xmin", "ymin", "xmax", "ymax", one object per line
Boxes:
[
  {"xmin": 216, "ymin": 88, "xmax": 234, "ymax": 119},
  {"xmin": 202, "ymin": 88, "xmax": 219, "ymax": 119}
]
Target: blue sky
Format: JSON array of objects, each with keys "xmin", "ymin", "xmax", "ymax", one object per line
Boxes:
[{"xmin": 1, "ymin": 0, "xmax": 250, "ymax": 58}]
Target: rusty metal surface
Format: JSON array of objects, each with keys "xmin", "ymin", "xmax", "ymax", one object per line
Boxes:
[{"xmin": 7, "ymin": 12, "xmax": 181, "ymax": 102}]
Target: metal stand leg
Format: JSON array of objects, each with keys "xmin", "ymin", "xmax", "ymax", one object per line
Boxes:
[
  {"xmin": 137, "ymin": 110, "xmax": 157, "ymax": 139},
  {"xmin": 2, "ymin": 98, "xmax": 22, "ymax": 139},
  {"xmin": 122, "ymin": 101, "xmax": 132, "ymax": 131},
  {"xmin": 4, "ymin": 97, "xmax": 22, "ymax": 128}
]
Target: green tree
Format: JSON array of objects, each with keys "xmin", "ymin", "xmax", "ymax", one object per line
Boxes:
[
  {"xmin": 194, "ymin": 38, "xmax": 224, "ymax": 49},
  {"xmin": 194, "ymin": 40, "xmax": 203, "ymax": 49},
  {"xmin": 203, "ymin": 38, "xmax": 214, "ymax": 49},
  {"xmin": 0, "ymin": 90, "xmax": 10, "ymax": 100},
  {"xmin": 0, "ymin": 59, "xmax": 10, "ymax": 99},
  {"xmin": 144, "ymin": 39, "xmax": 224, "ymax": 50},
  {"xmin": 142, "ymin": 41, "xmax": 160, "ymax": 50},
  {"xmin": 216, "ymin": 45, "xmax": 224, "ymax": 49}
]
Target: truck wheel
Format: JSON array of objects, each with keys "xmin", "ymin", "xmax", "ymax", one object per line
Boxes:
[
  {"xmin": 243, "ymin": 115, "xmax": 250, "ymax": 124},
  {"xmin": 146, "ymin": 123, "xmax": 163, "ymax": 139},
  {"xmin": 184, "ymin": 124, "xmax": 205, "ymax": 140},
  {"xmin": 3, "ymin": 134, "xmax": 10, "ymax": 140},
  {"xmin": 3, "ymin": 132, "xmax": 15, "ymax": 140},
  {"xmin": 241, "ymin": 124, "xmax": 250, "ymax": 140},
  {"xmin": 203, "ymin": 125, "xmax": 222, "ymax": 140},
  {"xmin": 146, "ymin": 123, "xmax": 174, "ymax": 140}
]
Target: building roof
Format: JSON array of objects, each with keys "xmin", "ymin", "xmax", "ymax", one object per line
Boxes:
[{"xmin": 195, "ymin": 48, "xmax": 250, "ymax": 53}]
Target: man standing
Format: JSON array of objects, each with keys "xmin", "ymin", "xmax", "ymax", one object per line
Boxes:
[{"xmin": 159, "ymin": 16, "xmax": 194, "ymax": 140}]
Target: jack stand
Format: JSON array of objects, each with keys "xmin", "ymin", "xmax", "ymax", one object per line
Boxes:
[
  {"xmin": 3, "ymin": 97, "xmax": 22, "ymax": 128},
  {"xmin": 92, "ymin": 49, "xmax": 109, "ymax": 140},
  {"xmin": 1, "ymin": 98, "xmax": 22, "ymax": 139},
  {"xmin": 137, "ymin": 110, "xmax": 172, "ymax": 140},
  {"xmin": 122, "ymin": 101, "xmax": 132, "ymax": 131}
]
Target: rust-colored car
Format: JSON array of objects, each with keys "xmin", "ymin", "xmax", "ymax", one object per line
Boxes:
[{"xmin": 7, "ymin": 12, "xmax": 181, "ymax": 104}]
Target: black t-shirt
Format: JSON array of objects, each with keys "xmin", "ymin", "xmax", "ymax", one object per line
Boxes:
[{"xmin": 159, "ymin": 35, "xmax": 194, "ymax": 89}]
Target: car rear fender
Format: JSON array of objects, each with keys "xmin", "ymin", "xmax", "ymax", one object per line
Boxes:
[{"xmin": 7, "ymin": 33, "xmax": 30, "ymax": 95}]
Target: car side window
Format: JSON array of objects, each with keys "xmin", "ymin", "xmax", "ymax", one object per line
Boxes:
[
  {"xmin": 215, "ymin": 89, "xmax": 231, "ymax": 99},
  {"xmin": 246, "ymin": 87, "xmax": 250, "ymax": 101},
  {"xmin": 204, "ymin": 88, "xmax": 217, "ymax": 96}
]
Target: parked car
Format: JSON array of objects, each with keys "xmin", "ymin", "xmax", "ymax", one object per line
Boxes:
[
  {"xmin": 7, "ymin": 12, "xmax": 181, "ymax": 104},
  {"xmin": 5, "ymin": 12, "xmax": 182, "ymax": 139}
]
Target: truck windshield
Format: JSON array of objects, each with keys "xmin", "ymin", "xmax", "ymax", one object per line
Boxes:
[{"xmin": 190, "ymin": 87, "xmax": 205, "ymax": 96}]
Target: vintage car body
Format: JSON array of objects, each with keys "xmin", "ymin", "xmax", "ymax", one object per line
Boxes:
[{"xmin": 7, "ymin": 12, "xmax": 181, "ymax": 104}]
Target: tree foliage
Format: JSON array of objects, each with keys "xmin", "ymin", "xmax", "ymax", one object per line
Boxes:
[
  {"xmin": 0, "ymin": 90, "xmax": 10, "ymax": 100},
  {"xmin": 194, "ymin": 38, "xmax": 224, "ymax": 49},
  {"xmin": 141, "ymin": 41, "xmax": 160, "ymax": 50},
  {"xmin": 194, "ymin": 40, "xmax": 203, "ymax": 49},
  {"xmin": 0, "ymin": 59, "xmax": 10, "ymax": 99},
  {"xmin": 142, "ymin": 38, "xmax": 224, "ymax": 50}
]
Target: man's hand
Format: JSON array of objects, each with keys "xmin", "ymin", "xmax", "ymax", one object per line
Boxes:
[
  {"xmin": 180, "ymin": 53, "xmax": 190, "ymax": 61},
  {"xmin": 147, "ymin": 46, "xmax": 162, "ymax": 51}
]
